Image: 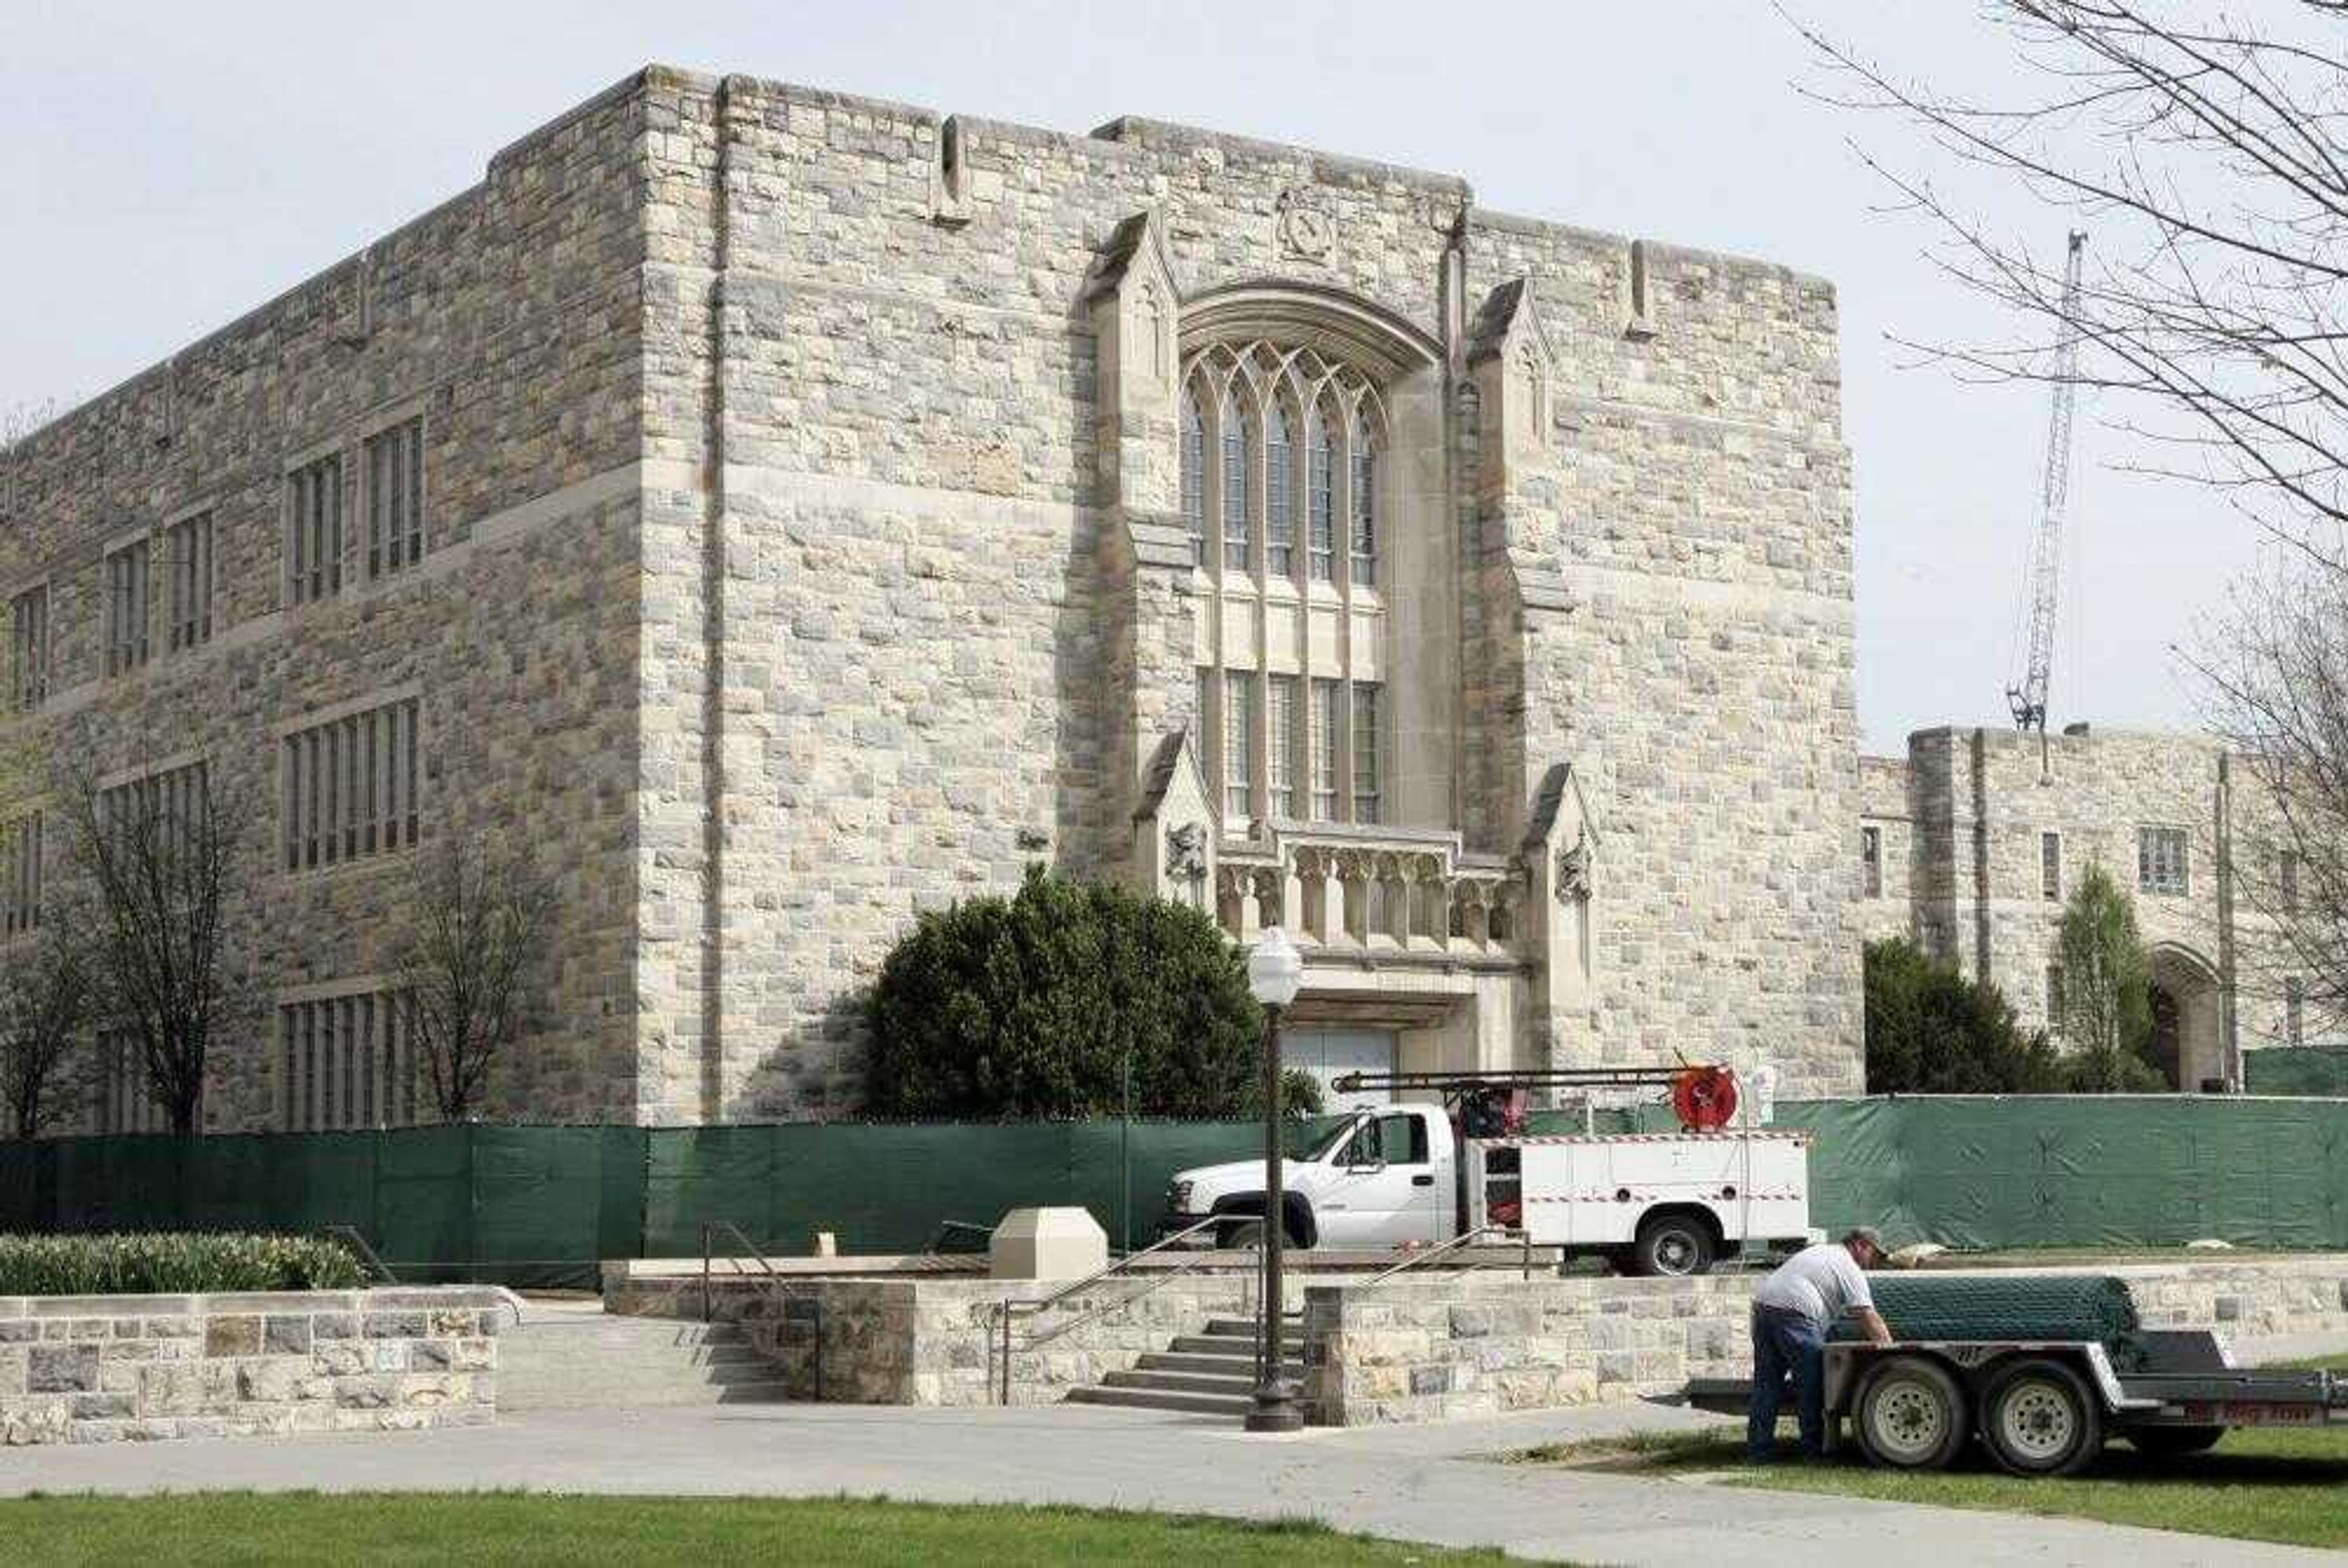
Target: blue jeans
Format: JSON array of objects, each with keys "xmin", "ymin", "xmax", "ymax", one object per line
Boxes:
[{"xmin": 1748, "ymin": 1306, "xmax": 1826, "ymax": 1460}]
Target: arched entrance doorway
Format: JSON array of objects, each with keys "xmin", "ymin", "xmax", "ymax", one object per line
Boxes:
[{"xmin": 2148, "ymin": 944, "xmax": 2225, "ymax": 1092}]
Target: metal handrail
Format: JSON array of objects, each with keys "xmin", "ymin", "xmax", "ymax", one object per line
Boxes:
[
  {"xmin": 700, "ymin": 1220, "xmax": 781, "ymax": 1323},
  {"xmin": 323, "ymin": 1224, "xmax": 399, "ymax": 1286},
  {"xmin": 989, "ymin": 1215, "xmax": 1238, "ymax": 1404},
  {"xmin": 1356, "ymin": 1225, "xmax": 1534, "ymax": 1290}
]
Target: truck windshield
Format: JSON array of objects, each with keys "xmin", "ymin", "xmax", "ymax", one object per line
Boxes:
[{"xmin": 1288, "ymin": 1116, "xmax": 1364, "ymax": 1161}]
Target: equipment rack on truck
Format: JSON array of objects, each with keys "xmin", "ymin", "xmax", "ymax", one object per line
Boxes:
[{"xmin": 1683, "ymin": 1328, "xmax": 2348, "ymax": 1475}]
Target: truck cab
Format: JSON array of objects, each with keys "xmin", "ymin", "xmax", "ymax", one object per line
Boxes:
[{"xmin": 1167, "ymin": 1105, "xmax": 1454, "ymax": 1250}]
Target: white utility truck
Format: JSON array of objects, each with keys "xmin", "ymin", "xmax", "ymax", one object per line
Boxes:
[{"xmin": 1163, "ymin": 1066, "xmax": 1814, "ymax": 1276}]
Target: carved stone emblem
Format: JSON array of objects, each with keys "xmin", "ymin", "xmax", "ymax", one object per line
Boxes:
[
  {"xmin": 1167, "ymin": 821, "xmax": 1209, "ymax": 882},
  {"xmin": 1556, "ymin": 828, "xmax": 1594, "ymax": 903},
  {"xmin": 1276, "ymin": 190, "xmax": 1332, "ymax": 260}
]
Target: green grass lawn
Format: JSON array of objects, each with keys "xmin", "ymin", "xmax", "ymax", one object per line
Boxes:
[
  {"xmin": 0, "ymin": 1493, "xmax": 1511, "ymax": 1566},
  {"xmin": 1526, "ymin": 1354, "xmax": 2348, "ymax": 1551}
]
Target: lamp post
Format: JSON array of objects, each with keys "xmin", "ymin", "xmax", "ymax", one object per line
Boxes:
[{"xmin": 1245, "ymin": 926, "xmax": 1305, "ymax": 1434}]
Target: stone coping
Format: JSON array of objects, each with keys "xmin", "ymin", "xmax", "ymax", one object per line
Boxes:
[{"xmin": 0, "ymin": 1286, "xmax": 513, "ymax": 1319}]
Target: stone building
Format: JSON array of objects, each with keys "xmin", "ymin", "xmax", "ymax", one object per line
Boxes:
[
  {"xmin": 1860, "ymin": 724, "xmax": 2310, "ymax": 1091},
  {"xmin": 0, "ymin": 66, "xmax": 1863, "ymax": 1132}
]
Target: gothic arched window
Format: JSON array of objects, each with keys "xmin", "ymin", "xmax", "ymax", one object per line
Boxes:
[{"xmin": 1184, "ymin": 341, "xmax": 1388, "ymax": 828}]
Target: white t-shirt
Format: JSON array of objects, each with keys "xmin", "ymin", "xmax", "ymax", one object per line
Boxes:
[{"xmin": 1754, "ymin": 1242, "xmax": 1874, "ymax": 1326}]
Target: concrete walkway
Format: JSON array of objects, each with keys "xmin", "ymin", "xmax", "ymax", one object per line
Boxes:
[{"xmin": 1, "ymin": 1397, "xmax": 2331, "ymax": 1566}]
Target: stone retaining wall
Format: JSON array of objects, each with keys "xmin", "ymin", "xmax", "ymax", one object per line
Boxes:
[
  {"xmin": 1304, "ymin": 1258, "xmax": 2348, "ymax": 1426},
  {"xmin": 0, "ymin": 1287, "xmax": 506, "ymax": 1445},
  {"xmin": 607, "ymin": 1266, "xmax": 1269, "ymax": 1406}
]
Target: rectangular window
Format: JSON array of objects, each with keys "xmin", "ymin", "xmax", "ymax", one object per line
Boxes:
[
  {"xmin": 280, "ymin": 989, "xmax": 419, "ymax": 1130},
  {"xmin": 94, "ymin": 1031, "xmax": 165, "ymax": 1135},
  {"xmin": 100, "ymin": 760, "xmax": 209, "ymax": 867},
  {"xmin": 282, "ymin": 696, "xmax": 422, "ymax": 871},
  {"xmin": 2280, "ymin": 851, "xmax": 2300, "ymax": 916},
  {"xmin": 2041, "ymin": 832, "xmax": 2062, "ymax": 901},
  {"xmin": 365, "ymin": 417, "xmax": 427, "ymax": 579},
  {"xmin": 2287, "ymin": 977, "xmax": 2306, "ymax": 1047},
  {"xmin": 1860, "ymin": 825, "xmax": 1883, "ymax": 899},
  {"xmin": 1309, "ymin": 677, "xmax": 1340, "ymax": 821},
  {"xmin": 2138, "ymin": 826, "xmax": 2190, "ymax": 897},
  {"xmin": 8, "ymin": 586, "xmax": 47, "ymax": 711},
  {"xmin": 164, "ymin": 512, "xmax": 215, "ymax": 652},
  {"xmin": 1, "ymin": 813, "xmax": 39, "ymax": 938},
  {"xmin": 104, "ymin": 537, "xmax": 152, "ymax": 677},
  {"xmin": 2047, "ymin": 965, "xmax": 2066, "ymax": 1033},
  {"xmin": 287, "ymin": 454, "xmax": 344, "ymax": 605},
  {"xmin": 1266, "ymin": 675, "xmax": 1298, "ymax": 819},
  {"xmin": 1351, "ymin": 682, "xmax": 1382, "ymax": 825},
  {"xmin": 1222, "ymin": 673, "xmax": 1254, "ymax": 819},
  {"xmin": 1222, "ymin": 416, "xmax": 1251, "ymax": 573}
]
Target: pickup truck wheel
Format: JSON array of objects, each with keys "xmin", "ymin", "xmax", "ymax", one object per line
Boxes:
[
  {"xmin": 1981, "ymin": 1358, "xmax": 2104, "ymax": 1478},
  {"xmin": 2126, "ymin": 1424, "xmax": 2223, "ymax": 1460},
  {"xmin": 1630, "ymin": 1213, "xmax": 1715, "ymax": 1278},
  {"xmin": 1854, "ymin": 1355, "xmax": 1969, "ymax": 1471},
  {"xmin": 1216, "ymin": 1218, "xmax": 1264, "ymax": 1251}
]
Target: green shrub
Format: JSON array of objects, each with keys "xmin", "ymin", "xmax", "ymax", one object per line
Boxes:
[
  {"xmin": 866, "ymin": 867, "xmax": 1272, "ymax": 1119},
  {"xmin": 1865, "ymin": 937, "xmax": 2064, "ymax": 1094},
  {"xmin": 0, "ymin": 1232, "xmax": 367, "ymax": 1295}
]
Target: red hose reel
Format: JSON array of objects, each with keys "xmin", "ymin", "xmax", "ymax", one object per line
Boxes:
[{"xmin": 1671, "ymin": 1065, "xmax": 1740, "ymax": 1132}]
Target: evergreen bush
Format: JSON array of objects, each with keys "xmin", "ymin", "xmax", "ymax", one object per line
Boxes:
[{"xmin": 866, "ymin": 867, "xmax": 1279, "ymax": 1119}]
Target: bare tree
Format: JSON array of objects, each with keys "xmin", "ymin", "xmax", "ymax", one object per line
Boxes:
[
  {"xmin": 391, "ymin": 833, "xmax": 556, "ymax": 1121},
  {"xmin": 0, "ymin": 927, "xmax": 90, "ymax": 1138},
  {"xmin": 2195, "ymin": 562, "xmax": 2348, "ymax": 1028},
  {"xmin": 64, "ymin": 759, "xmax": 253, "ymax": 1136},
  {"xmin": 1792, "ymin": 3, "xmax": 2348, "ymax": 559}
]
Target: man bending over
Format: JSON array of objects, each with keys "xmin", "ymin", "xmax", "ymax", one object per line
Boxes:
[{"xmin": 1748, "ymin": 1227, "xmax": 1892, "ymax": 1461}]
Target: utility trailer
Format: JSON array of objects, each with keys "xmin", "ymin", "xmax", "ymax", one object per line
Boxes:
[{"xmin": 1683, "ymin": 1329, "xmax": 2348, "ymax": 1476}]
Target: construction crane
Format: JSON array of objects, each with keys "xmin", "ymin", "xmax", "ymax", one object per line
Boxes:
[{"xmin": 2006, "ymin": 229, "xmax": 2088, "ymax": 737}]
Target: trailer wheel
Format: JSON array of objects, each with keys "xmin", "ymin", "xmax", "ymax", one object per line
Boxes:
[
  {"xmin": 2126, "ymin": 1424, "xmax": 2223, "ymax": 1460},
  {"xmin": 1854, "ymin": 1355, "xmax": 1969, "ymax": 1471},
  {"xmin": 1981, "ymin": 1358, "xmax": 2104, "ymax": 1478},
  {"xmin": 1630, "ymin": 1212, "xmax": 1715, "ymax": 1277}
]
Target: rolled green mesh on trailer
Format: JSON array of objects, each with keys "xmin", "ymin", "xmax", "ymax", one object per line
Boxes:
[{"xmin": 1833, "ymin": 1273, "xmax": 2149, "ymax": 1367}]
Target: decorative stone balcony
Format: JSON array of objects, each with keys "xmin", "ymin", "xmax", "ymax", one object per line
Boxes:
[{"xmin": 1211, "ymin": 823, "xmax": 1522, "ymax": 959}]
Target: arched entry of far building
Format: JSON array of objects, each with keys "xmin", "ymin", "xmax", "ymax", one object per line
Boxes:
[{"xmin": 2149, "ymin": 943, "xmax": 2226, "ymax": 1092}]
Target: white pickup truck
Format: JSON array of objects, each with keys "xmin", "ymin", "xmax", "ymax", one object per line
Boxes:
[{"xmin": 1164, "ymin": 1085, "xmax": 1813, "ymax": 1276}]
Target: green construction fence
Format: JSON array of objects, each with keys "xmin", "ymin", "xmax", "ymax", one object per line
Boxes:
[
  {"xmin": 4, "ymin": 1096, "xmax": 2346, "ymax": 1285},
  {"xmin": 2244, "ymin": 1046, "xmax": 2348, "ymax": 1097}
]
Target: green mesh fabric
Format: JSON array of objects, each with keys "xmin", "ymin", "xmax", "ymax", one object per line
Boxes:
[{"xmin": 1834, "ymin": 1273, "xmax": 2148, "ymax": 1367}]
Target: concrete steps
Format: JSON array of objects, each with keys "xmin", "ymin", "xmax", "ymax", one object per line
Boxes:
[
  {"xmin": 1064, "ymin": 1314, "xmax": 1302, "ymax": 1418},
  {"xmin": 500, "ymin": 1311, "xmax": 789, "ymax": 1410}
]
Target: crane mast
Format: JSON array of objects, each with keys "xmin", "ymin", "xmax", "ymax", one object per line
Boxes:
[{"xmin": 2007, "ymin": 230, "xmax": 2088, "ymax": 735}]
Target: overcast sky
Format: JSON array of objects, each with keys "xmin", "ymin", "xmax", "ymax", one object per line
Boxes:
[{"xmin": 2, "ymin": 1, "xmax": 2261, "ymax": 754}]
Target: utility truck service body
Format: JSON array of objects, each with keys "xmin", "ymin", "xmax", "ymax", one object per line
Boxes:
[{"xmin": 1164, "ymin": 1067, "xmax": 1814, "ymax": 1276}]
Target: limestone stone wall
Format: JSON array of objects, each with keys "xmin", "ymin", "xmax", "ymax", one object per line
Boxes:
[
  {"xmin": 1303, "ymin": 1259, "xmax": 2348, "ymax": 1426},
  {"xmin": 0, "ymin": 78, "xmax": 652, "ymax": 1128},
  {"xmin": 0, "ymin": 1286, "xmax": 503, "ymax": 1445},
  {"xmin": 1857, "ymin": 755, "xmax": 1915, "ymax": 943},
  {"xmin": 605, "ymin": 1267, "xmax": 1260, "ymax": 1407}
]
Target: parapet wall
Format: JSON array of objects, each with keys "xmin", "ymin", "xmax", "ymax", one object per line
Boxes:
[{"xmin": 0, "ymin": 1286, "xmax": 505, "ymax": 1446}]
